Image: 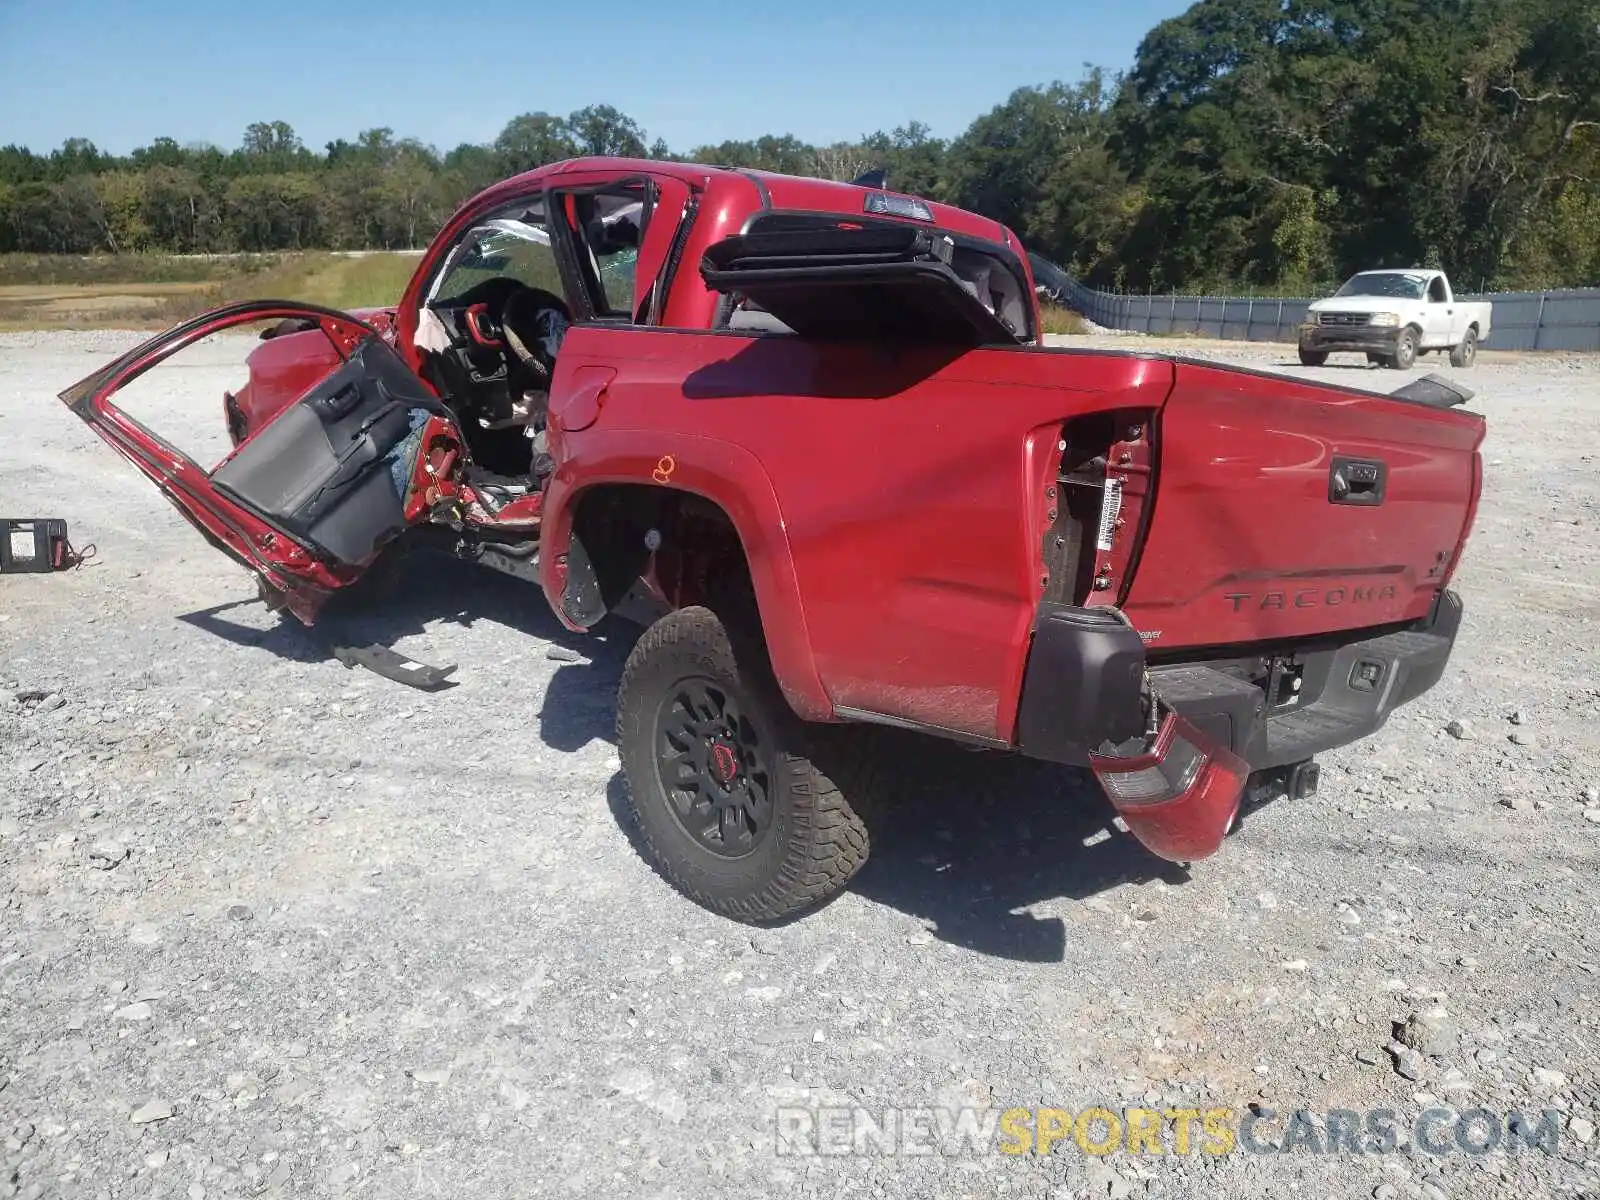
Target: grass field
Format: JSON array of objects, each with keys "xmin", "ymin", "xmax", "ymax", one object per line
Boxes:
[
  {"xmin": 0, "ymin": 253, "xmax": 290, "ymax": 287},
  {"xmin": 1037, "ymin": 304, "xmax": 1090, "ymax": 336},
  {"xmin": 0, "ymin": 252, "xmax": 422, "ymax": 330},
  {"xmin": 2, "ymin": 253, "xmax": 1106, "ymax": 337}
]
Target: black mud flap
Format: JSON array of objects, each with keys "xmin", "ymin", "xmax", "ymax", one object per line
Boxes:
[
  {"xmin": 329, "ymin": 642, "xmax": 459, "ymax": 691},
  {"xmin": 699, "ymin": 225, "xmax": 1023, "ymax": 347}
]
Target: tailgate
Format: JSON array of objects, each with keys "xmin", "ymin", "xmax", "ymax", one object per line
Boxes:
[{"xmin": 1120, "ymin": 361, "xmax": 1484, "ymax": 648}]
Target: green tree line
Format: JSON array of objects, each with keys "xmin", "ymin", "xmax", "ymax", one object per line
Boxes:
[{"xmin": 3, "ymin": 0, "xmax": 1595, "ymax": 292}]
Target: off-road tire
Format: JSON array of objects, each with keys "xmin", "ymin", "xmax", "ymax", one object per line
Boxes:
[
  {"xmin": 1449, "ymin": 327, "xmax": 1478, "ymax": 368},
  {"xmin": 1387, "ymin": 327, "xmax": 1419, "ymax": 370},
  {"xmin": 1297, "ymin": 348, "xmax": 1328, "ymax": 367},
  {"xmin": 616, "ymin": 605, "xmax": 873, "ymax": 923}
]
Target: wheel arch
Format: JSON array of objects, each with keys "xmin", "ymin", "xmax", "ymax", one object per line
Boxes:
[{"xmin": 540, "ymin": 446, "xmax": 832, "ymax": 722}]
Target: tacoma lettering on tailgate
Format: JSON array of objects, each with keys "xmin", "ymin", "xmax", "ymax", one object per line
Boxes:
[{"xmin": 1224, "ymin": 584, "xmax": 1400, "ymax": 612}]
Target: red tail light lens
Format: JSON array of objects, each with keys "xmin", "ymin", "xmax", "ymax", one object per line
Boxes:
[{"xmin": 1089, "ymin": 713, "xmax": 1249, "ymax": 862}]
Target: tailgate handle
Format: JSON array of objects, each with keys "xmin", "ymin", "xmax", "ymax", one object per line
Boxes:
[{"xmin": 1329, "ymin": 456, "xmax": 1386, "ymax": 506}]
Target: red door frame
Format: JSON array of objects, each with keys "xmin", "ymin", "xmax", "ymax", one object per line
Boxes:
[
  {"xmin": 393, "ymin": 167, "xmax": 696, "ymax": 379},
  {"xmin": 58, "ymin": 300, "xmax": 448, "ymax": 623}
]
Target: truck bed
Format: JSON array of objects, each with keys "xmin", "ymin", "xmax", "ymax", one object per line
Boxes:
[{"xmin": 544, "ymin": 326, "xmax": 1485, "ymax": 749}]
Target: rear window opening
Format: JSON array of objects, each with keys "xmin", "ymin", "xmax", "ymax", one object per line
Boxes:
[{"xmin": 709, "ymin": 210, "xmax": 1035, "ymax": 344}]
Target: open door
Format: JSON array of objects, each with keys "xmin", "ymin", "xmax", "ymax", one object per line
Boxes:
[{"xmin": 59, "ymin": 301, "xmax": 466, "ymax": 624}]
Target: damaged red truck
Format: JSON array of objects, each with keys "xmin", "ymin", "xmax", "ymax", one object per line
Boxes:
[{"xmin": 60, "ymin": 157, "xmax": 1486, "ymax": 923}]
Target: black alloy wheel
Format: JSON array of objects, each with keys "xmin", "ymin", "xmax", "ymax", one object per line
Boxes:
[{"xmin": 654, "ymin": 676, "xmax": 774, "ymax": 857}]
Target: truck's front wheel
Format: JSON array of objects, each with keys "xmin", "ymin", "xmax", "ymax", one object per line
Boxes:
[
  {"xmin": 615, "ymin": 605, "xmax": 872, "ymax": 923},
  {"xmin": 1387, "ymin": 328, "xmax": 1419, "ymax": 370}
]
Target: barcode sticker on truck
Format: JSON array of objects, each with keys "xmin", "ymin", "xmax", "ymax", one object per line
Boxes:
[
  {"xmin": 1096, "ymin": 477, "xmax": 1124, "ymax": 551},
  {"xmin": 9, "ymin": 526, "xmax": 35, "ymax": 562}
]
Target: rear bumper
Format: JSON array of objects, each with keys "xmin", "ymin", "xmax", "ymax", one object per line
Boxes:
[
  {"xmin": 1013, "ymin": 591, "xmax": 1463, "ymax": 862},
  {"xmin": 1298, "ymin": 323, "xmax": 1402, "ymax": 354},
  {"xmin": 1153, "ymin": 590, "xmax": 1463, "ymax": 769},
  {"xmin": 1016, "ymin": 590, "xmax": 1464, "ymax": 771}
]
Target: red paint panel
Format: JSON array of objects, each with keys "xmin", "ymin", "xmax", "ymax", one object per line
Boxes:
[
  {"xmin": 539, "ymin": 421, "xmax": 833, "ymax": 721},
  {"xmin": 554, "ymin": 366, "xmax": 616, "ymax": 432},
  {"xmin": 235, "ymin": 326, "xmax": 345, "ymax": 436},
  {"xmin": 1120, "ymin": 362, "xmax": 1485, "ymax": 648},
  {"xmin": 758, "ymin": 173, "xmax": 1012, "ymax": 245},
  {"xmin": 544, "ymin": 329, "xmax": 1174, "ymax": 743}
]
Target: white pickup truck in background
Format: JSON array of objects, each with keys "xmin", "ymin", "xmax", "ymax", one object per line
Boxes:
[{"xmin": 1298, "ymin": 269, "xmax": 1492, "ymax": 369}]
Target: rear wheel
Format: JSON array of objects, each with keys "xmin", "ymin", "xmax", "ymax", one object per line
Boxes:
[
  {"xmin": 1297, "ymin": 348, "xmax": 1328, "ymax": 367},
  {"xmin": 1449, "ymin": 327, "xmax": 1478, "ymax": 368},
  {"xmin": 616, "ymin": 605, "xmax": 873, "ymax": 923}
]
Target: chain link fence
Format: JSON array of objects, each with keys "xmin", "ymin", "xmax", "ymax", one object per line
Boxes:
[{"xmin": 1028, "ymin": 256, "xmax": 1600, "ymax": 352}]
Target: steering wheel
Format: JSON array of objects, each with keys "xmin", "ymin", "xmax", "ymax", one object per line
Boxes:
[{"xmin": 498, "ymin": 285, "xmax": 571, "ymax": 398}]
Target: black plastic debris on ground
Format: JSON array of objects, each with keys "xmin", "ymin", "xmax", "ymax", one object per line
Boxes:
[{"xmin": 0, "ymin": 518, "xmax": 95, "ymax": 572}]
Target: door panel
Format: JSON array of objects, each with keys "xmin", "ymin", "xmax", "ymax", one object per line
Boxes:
[
  {"xmin": 1424, "ymin": 302, "xmax": 1454, "ymax": 347},
  {"xmin": 1422, "ymin": 279, "xmax": 1454, "ymax": 347},
  {"xmin": 211, "ymin": 337, "xmax": 440, "ymax": 565},
  {"xmin": 59, "ymin": 301, "xmax": 464, "ymax": 622},
  {"xmin": 545, "ymin": 171, "xmax": 691, "ymax": 325},
  {"xmin": 631, "ymin": 176, "xmax": 693, "ymax": 324}
]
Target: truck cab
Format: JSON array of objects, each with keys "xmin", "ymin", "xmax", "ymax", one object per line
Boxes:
[
  {"xmin": 226, "ymin": 159, "xmax": 1037, "ymax": 457},
  {"xmin": 1299, "ymin": 268, "xmax": 1492, "ymax": 370}
]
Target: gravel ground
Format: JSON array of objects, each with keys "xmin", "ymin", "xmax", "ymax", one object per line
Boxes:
[{"xmin": 1, "ymin": 329, "xmax": 1597, "ymax": 1200}]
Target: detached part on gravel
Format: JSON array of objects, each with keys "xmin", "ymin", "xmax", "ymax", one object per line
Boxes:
[
  {"xmin": 0, "ymin": 516, "xmax": 88, "ymax": 572},
  {"xmin": 56, "ymin": 155, "xmax": 1487, "ymax": 923}
]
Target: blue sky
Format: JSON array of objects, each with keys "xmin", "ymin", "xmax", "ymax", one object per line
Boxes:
[{"xmin": 0, "ymin": 0, "xmax": 1189, "ymax": 156}]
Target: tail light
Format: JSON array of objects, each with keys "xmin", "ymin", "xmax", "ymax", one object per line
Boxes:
[
  {"xmin": 1088, "ymin": 711, "xmax": 1249, "ymax": 863},
  {"xmin": 1044, "ymin": 410, "xmax": 1156, "ymax": 607}
]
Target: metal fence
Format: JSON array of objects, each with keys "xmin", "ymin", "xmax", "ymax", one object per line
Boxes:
[{"xmin": 1028, "ymin": 255, "xmax": 1600, "ymax": 352}]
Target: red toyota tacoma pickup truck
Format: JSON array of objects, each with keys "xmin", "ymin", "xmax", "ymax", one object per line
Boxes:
[{"xmin": 60, "ymin": 157, "xmax": 1485, "ymax": 923}]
